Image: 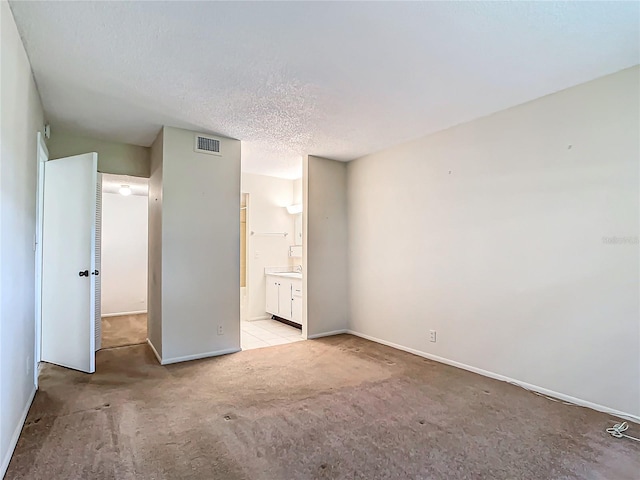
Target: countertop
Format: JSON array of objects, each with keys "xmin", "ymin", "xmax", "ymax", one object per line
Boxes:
[{"xmin": 266, "ymin": 272, "xmax": 302, "ymax": 280}]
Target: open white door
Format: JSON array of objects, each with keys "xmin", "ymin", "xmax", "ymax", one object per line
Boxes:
[{"xmin": 41, "ymin": 153, "xmax": 97, "ymax": 373}]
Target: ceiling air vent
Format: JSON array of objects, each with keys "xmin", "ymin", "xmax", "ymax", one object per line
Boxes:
[{"xmin": 194, "ymin": 134, "xmax": 221, "ymax": 156}]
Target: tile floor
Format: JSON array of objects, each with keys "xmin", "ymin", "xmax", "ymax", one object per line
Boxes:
[{"xmin": 241, "ymin": 318, "xmax": 304, "ymax": 350}]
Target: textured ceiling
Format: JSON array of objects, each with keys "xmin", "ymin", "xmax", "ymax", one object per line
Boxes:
[{"xmin": 10, "ymin": 1, "xmax": 640, "ymax": 179}]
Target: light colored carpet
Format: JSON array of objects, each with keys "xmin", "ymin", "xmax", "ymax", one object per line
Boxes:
[
  {"xmin": 6, "ymin": 335, "xmax": 639, "ymax": 479},
  {"xmin": 101, "ymin": 314, "xmax": 147, "ymax": 349}
]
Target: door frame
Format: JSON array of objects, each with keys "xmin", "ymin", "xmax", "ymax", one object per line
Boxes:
[
  {"xmin": 34, "ymin": 132, "xmax": 48, "ymax": 388},
  {"xmin": 242, "ymin": 193, "xmax": 251, "ymax": 321}
]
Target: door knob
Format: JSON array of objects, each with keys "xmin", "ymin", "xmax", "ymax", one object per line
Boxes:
[
  {"xmin": 79, "ymin": 270, "xmax": 89, "ymax": 277},
  {"xmin": 91, "ymin": 270, "xmax": 99, "ymax": 276}
]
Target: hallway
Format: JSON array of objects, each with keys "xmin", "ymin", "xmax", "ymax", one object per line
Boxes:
[{"xmin": 101, "ymin": 314, "xmax": 147, "ymax": 349}]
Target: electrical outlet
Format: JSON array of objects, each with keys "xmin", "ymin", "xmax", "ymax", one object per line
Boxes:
[
  {"xmin": 429, "ymin": 330, "xmax": 437, "ymax": 343},
  {"xmin": 217, "ymin": 325, "xmax": 224, "ymax": 335}
]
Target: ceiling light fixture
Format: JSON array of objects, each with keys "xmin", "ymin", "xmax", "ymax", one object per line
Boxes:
[
  {"xmin": 286, "ymin": 204, "xmax": 302, "ymax": 214},
  {"xmin": 119, "ymin": 185, "xmax": 132, "ymax": 196}
]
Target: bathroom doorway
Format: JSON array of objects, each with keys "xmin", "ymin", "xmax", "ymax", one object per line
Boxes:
[{"xmin": 239, "ymin": 174, "xmax": 305, "ymax": 350}]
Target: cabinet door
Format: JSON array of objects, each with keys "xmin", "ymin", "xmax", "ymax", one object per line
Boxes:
[
  {"xmin": 291, "ymin": 293, "xmax": 302, "ymax": 325},
  {"xmin": 278, "ymin": 280, "xmax": 292, "ymax": 320},
  {"xmin": 266, "ymin": 278, "xmax": 279, "ymax": 315},
  {"xmin": 291, "ymin": 280, "xmax": 302, "ymax": 324}
]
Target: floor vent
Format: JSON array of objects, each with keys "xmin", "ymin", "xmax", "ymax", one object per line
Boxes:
[{"xmin": 195, "ymin": 135, "xmax": 221, "ymax": 155}]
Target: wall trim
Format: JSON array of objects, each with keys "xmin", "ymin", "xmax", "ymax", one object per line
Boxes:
[
  {"xmin": 1, "ymin": 386, "xmax": 36, "ymax": 478},
  {"xmin": 146, "ymin": 338, "xmax": 162, "ymax": 365},
  {"xmin": 308, "ymin": 329, "xmax": 348, "ymax": 340},
  {"xmin": 347, "ymin": 330, "xmax": 640, "ymax": 424},
  {"xmin": 160, "ymin": 347, "xmax": 241, "ymax": 365},
  {"xmin": 247, "ymin": 315, "xmax": 270, "ymax": 322},
  {"xmin": 102, "ymin": 310, "xmax": 147, "ymax": 318}
]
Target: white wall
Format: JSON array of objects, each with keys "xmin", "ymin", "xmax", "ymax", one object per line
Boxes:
[
  {"xmin": 347, "ymin": 66, "xmax": 640, "ymax": 418},
  {"xmin": 241, "ymin": 173, "xmax": 296, "ymax": 320},
  {"xmin": 147, "ymin": 129, "xmax": 163, "ymax": 357},
  {"xmin": 0, "ymin": 2, "xmax": 45, "ymax": 476},
  {"xmin": 101, "ymin": 192, "xmax": 148, "ymax": 316},
  {"xmin": 48, "ymin": 130, "xmax": 150, "ymax": 177},
  {"xmin": 292, "ymin": 178, "xmax": 303, "ymax": 249},
  {"xmin": 153, "ymin": 126, "xmax": 241, "ymax": 363},
  {"xmin": 305, "ymin": 155, "xmax": 349, "ymax": 338},
  {"xmin": 293, "ymin": 178, "xmax": 302, "ymax": 205}
]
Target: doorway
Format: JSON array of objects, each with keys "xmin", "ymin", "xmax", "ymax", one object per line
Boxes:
[
  {"xmin": 99, "ymin": 174, "xmax": 149, "ymax": 349},
  {"xmin": 36, "ymin": 150, "xmax": 150, "ymax": 374},
  {"xmin": 239, "ymin": 175, "xmax": 305, "ymax": 350}
]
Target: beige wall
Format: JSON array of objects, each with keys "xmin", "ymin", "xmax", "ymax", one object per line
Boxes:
[
  {"xmin": 101, "ymin": 192, "xmax": 148, "ymax": 315},
  {"xmin": 156, "ymin": 127, "xmax": 241, "ymax": 363},
  {"xmin": 0, "ymin": 2, "xmax": 45, "ymax": 475},
  {"xmin": 305, "ymin": 155, "xmax": 349, "ymax": 338},
  {"xmin": 347, "ymin": 66, "xmax": 640, "ymax": 418},
  {"xmin": 48, "ymin": 130, "xmax": 150, "ymax": 177},
  {"xmin": 147, "ymin": 129, "xmax": 163, "ymax": 358}
]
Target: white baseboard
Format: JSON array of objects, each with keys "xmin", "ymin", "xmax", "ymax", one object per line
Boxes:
[
  {"xmin": 308, "ymin": 329, "xmax": 348, "ymax": 339},
  {"xmin": 146, "ymin": 338, "xmax": 162, "ymax": 365},
  {"xmin": 160, "ymin": 348, "xmax": 241, "ymax": 365},
  {"xmin": 247, "ymin": 315, "xmax": 270, "ymax": 322},
  {"xmin": 1, "ymin": 386, "xmax": 36, "ymax": 478},
  {"xmin": 102, "ymin": 310, "xmax": 147, "ymax": 318},
  {"xmin": 347, "ymin": 329, "xmax": 640, "ymax": 424},
  {"xmin": 146, "ymin": 339, "xmax": 241, "ymax": 365}
]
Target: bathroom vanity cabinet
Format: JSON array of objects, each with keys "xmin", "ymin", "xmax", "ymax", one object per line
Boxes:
[{"xmin": 265, "ymin": 273, "xmax": 302, "ymax": 325}]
